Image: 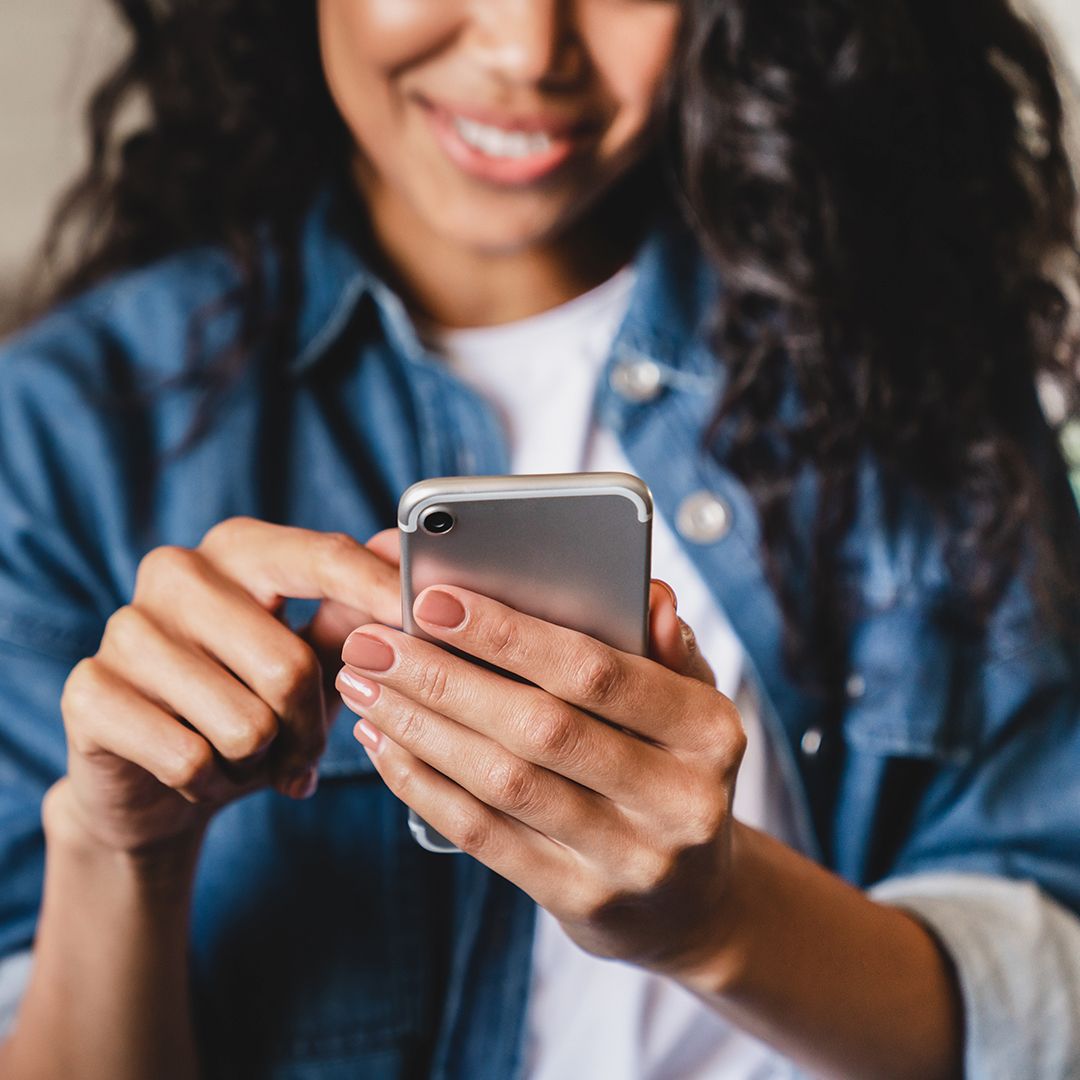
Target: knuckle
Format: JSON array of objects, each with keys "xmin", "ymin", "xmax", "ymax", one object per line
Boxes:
[
  {"xmin": 262, "ymin": 640, "xmax": 322, "ymax": 709},
  {"xmin": 570, "ymin": 883, "xmax": 622, "ymax": 926},
  {"xmin": 680, "ymin": 790, "xmax": 727, "ymax": 847},
  {"xmin": 164, "ymin": 739, "xmax": 215, "ymax": 794},
  {"xmin": 627, "ymin": 848, "xmax": 676, "ymax": 895},
  {"xmin": 482, "ymin": 755, "xmax": 539, "ymax": 816},
  {"xmin": 60, "ymin": 660, "xmax": 104, "ymax": 750},
  {"xmin": 679, "ymin": 618, "xmax": 699, "ymax": 656},
  {"xmin": 568, "ymin": 647, "xmax": 621, "ymax": 707},
  {"xmin": 393, "ymin": 703, "xmax": 428, "ymax": 747},
  {"xmin": 484, "ymin": 613, "xmax": 520, "ymax": 663},
  {"xmin": 245, "ymin": 700, "xmax": 281, "ymax": 749},
  {"xmin": 101, "ymin": 605, "xmax": 146, "ymax": 657},
  {"xmin": 381, "ymin": 754, "xmax": 415, "ymax": 798},
  {"xmin": 709, "ymin": 699, "xmax": 748, "ymax": 765},
  {"xmin": 61, "ymin": 658, "xmax": 99, "ymax": 717},
  {"xmin": 727, "ymin": 721, "xmax": 749, "ymax": 766},
  {"xmin": 521, "ymin": 701, "xmax": 579, "ymax": 763},
  {"xmin": 446, "ymin": 805, "xmax": 497, "ymax": 857},
  {"xmin": 411, "ymin": 655, "xmax": 451, "ymax": 708},
  {"xmin": 313, "ymin": 531, "xmax": 369, "ymax": 600},
  {"xmin": 199, "ymin": 516, "xmax": 254, "ymax": 554},
  {"xmin": 222, "ymin": 702, "xmax": 279, "ymax": 761},
  {"xmin": 135, "ymin": 544, "xmax": 199, "ymax": 595},
  {"xmin": 319, "ymin": 530, "xmax": 359, "ymax": 564},
  {"xmin": 695, "ymin": 693, "xmax": 746, "ymax": 756}
]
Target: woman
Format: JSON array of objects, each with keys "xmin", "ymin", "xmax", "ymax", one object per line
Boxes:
[{"xmin": 1, "ymin": 1, "xmax": 1079, "ymax": 1077}]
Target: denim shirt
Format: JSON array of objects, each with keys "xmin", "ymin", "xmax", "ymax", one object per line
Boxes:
[{"xmin": 1, "ymin": 193, "xmax": 1079, "ymax": 1079}]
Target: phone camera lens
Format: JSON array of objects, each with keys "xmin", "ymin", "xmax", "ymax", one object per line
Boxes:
[{"xmin": 421, "ymin": 508, "xmax": 455, "ymax": 535}]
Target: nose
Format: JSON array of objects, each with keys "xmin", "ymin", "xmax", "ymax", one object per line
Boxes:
[{"xmin": 469, "ymin": 0, "xmax": 584, "ymax": 88}]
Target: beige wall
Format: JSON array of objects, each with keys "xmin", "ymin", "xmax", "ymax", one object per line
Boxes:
[
  {"xmin": 0, "ymin": 0, "xmax": 120, "ymax": 281},
  {"xmin": 0, "ymin": 0, "xmax": 1078, "ymax": 284}
]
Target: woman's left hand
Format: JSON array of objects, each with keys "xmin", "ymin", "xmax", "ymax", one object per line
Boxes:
[{"xmin": 336, "ymin": 540, "xmax": 748, "ymax": 977}]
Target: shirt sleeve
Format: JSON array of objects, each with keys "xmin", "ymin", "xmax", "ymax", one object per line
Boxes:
[
  {"xmin": 870, "ymin": 872, "xmax": 1080, "ymax": 1080},
  {"xmin": 0, "ymin": 949, "xmax": 32, "ymax": 1040},
  {"xmin": 0, "ymin": 328, "xmax": 119, "ymax": 962}
]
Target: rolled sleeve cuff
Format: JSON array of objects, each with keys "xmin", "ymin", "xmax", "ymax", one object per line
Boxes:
[{"xmin": 870, "ymin": 872, "xmax": 1080, "ymax": 1080}]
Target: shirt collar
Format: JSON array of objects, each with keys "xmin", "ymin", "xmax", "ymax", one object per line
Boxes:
[
  {"xmin": 289, "ymin": 187, "xmax": 719, "ymax": 378},
  {"xmin": 291, "ymin": 187, "xmax": 374, "ymax": 375},
  {"xmin": 612, "ymin": 207, "xmax": 721, "ymax": 369}
]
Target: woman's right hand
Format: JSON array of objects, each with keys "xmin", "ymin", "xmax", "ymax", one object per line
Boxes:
[{"xmin": 53, "ymin": 518, "xmax": 402, "ymax": 855}]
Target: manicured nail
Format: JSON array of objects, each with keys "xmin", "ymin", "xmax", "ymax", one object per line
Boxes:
[
  {"xmin": 415, "ymin": 589, "xmax": 466, "ymax": 629},
  {"xmin": 339, "ymin": 669, "xmax": 380, "ymax": 703},
  {"xmin": 283, "ymin": 765, "xmax": 319, "ymax": 800},
  {"xmin": 342, "ymin": 632, "xmax": 395, "ymax": 672},
  {"xmin": 354, "ymin": 718, "xmax": 382, "ymax": 753}
]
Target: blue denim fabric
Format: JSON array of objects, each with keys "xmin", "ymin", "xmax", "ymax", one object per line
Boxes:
[{"xmin": 1, "ymin": 192, "xmax": 1078, "ymax": 1078}]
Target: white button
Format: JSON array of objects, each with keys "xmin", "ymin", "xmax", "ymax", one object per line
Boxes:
[
  {"xmin": 610, "ymin": 357, "xmax": 663, "ymax": 403},
  {"xmin": 676, "ymin": 491, "xmax": 732, "ymax": 544},
  {"xmin": 800, "ymin": 728, "xmax": 823, "ymax": 756},
  {"xmin": 846, "ymin": 672, "xmax": 866, "ymax": 699}
]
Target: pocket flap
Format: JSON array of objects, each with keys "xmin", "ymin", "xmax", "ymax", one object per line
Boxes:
[{"xmin": 842, "ymin": 601, "xmax": 975, "ymax": 764}]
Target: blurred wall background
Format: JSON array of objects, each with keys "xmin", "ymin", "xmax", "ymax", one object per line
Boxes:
[{"xmin": 0, "ymin": 0, "xmax": 1078, "ymax": 296}]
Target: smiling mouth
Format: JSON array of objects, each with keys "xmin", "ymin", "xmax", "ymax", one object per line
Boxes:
[
  {"xmin": 451, "ymin": 114, "xmax": 557, "ymax": 160},
  {"xmin": 418, "ymin": 95, "xmax": 595, "ymax": 186}
]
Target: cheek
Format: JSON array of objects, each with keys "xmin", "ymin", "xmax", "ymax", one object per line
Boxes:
[
  {"xmin": 584, "ymin": 5, "xmax": 681, "ymax": 148},
  {"xmin": 317, "ymin": 0, "xmax": 461, "ymax": 147},
  {"xmin": 319, "ymin": 0, "xmax": 460, "ymax": 66}
]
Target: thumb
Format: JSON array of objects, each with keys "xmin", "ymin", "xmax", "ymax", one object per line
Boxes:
[
  {"xmin": 648, "ymin": 580, "xmax": 715, "ymax": 687},
  {"xmin": 366, "ymin": 527, "xmax": 400, "ymax": 566}
]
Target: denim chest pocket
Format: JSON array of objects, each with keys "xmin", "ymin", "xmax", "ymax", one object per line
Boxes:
[{"xmin": 841, "ymin": 598, "xmax": 977, "ymax": 764}]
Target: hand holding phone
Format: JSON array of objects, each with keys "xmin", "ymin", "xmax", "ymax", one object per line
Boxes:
[
  {"xmin": 397, "ymin": 472, "xmax": 653, "ymax": 850},
  {"xmin": 336, "ymin": 483, "xmax": 743, "ymax": 985}
]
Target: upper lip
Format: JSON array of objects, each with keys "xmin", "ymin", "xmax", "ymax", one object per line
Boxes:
[{"xmin": 419, "ymin": 95, "xmax": 594, "ymax": 139}]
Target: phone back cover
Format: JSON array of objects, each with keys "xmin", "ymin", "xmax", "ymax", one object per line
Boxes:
[{"xmin": 401, "ymin": 488, "xmax": 651, "ymax": 658}]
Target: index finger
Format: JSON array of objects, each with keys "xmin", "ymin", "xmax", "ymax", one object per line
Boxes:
[
  {"xmin": 409, "ymin": 585, "xmax": 730, "ymax": 750},
  {"xmin": 198, "ymin": 517, "xmax": 401, "ymax": 625}
]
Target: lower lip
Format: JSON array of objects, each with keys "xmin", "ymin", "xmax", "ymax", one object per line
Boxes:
[{"xmin": 423, "ymin": 103, "xmax": 580, "ymax": 187}]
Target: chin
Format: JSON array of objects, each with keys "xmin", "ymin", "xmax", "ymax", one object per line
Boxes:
[{"xmin": 430, "ymin": 204, "xmax": 574, "ymax": 257}]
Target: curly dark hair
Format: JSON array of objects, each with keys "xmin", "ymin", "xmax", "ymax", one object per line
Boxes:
[
  {"xmin": 21, "ymin": 0, "xmax": 1080, "ymax": 694},
  {"xmin": 675, "ymin": 0, "xmax": 1080, "ymax": 688}
]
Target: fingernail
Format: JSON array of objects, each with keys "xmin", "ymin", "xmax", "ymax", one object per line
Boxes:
[
  {"xmin": 342, "ymin": 632, "xmax": 395, "ymax": 672},
  {"xmin": 354, "ymin": 718, "xmax": 382, "ymax": 753},
  {"xmin": 283, "ymin": 765, "xmax": 319, "ymax": 800},
  {"xmin": 341, "ymin": 690, "xmax": 373, "ymax": 719},
  {"xmin": 657, "ymin": 580, "xmax": 678, "ymax": 611},
  {"xmin": 339, "ymin": 669, "xmax": 380, "ymax": 703},
  {"xmin": 415, "ymin": 589, "xmax": 466, "ymax": 629}
]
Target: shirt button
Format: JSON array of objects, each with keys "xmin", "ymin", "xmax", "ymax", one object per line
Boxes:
[
  {"xmin": 800, "ymin": 727, "xmax": 824, "ymax": 756},
  {"xmin": 845, "ymin": 672, "xmax": 867, "ymax": 700},
  {"xmin": 610, "ymin": 356, "xmax": 663, "ymax": 403},
  {"xmin": 676, "ymin": 491, "xmax": 733, "ymax": 544}
]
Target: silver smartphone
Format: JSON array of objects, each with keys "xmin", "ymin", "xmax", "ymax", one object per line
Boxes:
[{"xmin": 398, "ymin": 471, "xmax": 654, "ymax": 853}]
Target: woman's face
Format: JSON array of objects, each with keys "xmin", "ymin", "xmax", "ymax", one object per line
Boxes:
[{"xmin": 318, "ymin": 0, "xmax": 681, "ymax": 255}]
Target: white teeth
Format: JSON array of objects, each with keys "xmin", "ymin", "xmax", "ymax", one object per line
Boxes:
[{"xmin": 452, "ymin": 115, "xmax": 555, "ymax": 159}]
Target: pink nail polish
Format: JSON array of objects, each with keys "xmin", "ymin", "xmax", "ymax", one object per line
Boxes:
[
  {"xmin": 342, "ymin": 632, "xmax": 395, "ymax": 672},
  {"xmin": 340, "ymin": 669, "xmax": 380, "ymax": 702},
  {"xmin": 354, "ymin": 718, "xmax": 382, "ymax": 753}
]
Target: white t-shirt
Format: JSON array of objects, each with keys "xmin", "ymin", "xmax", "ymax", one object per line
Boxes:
[{"xmin": 429, "ymin": 268, "xmax": 801, "ymax": 1080}]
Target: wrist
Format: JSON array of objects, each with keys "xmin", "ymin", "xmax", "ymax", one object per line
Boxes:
[
  {"xmin": 672, "ymin": 821, "xmax": 760, "ymax": 998},
  {"xmin": 42, "ymin": 780, "xmax": 204, "ymax": 897}
]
